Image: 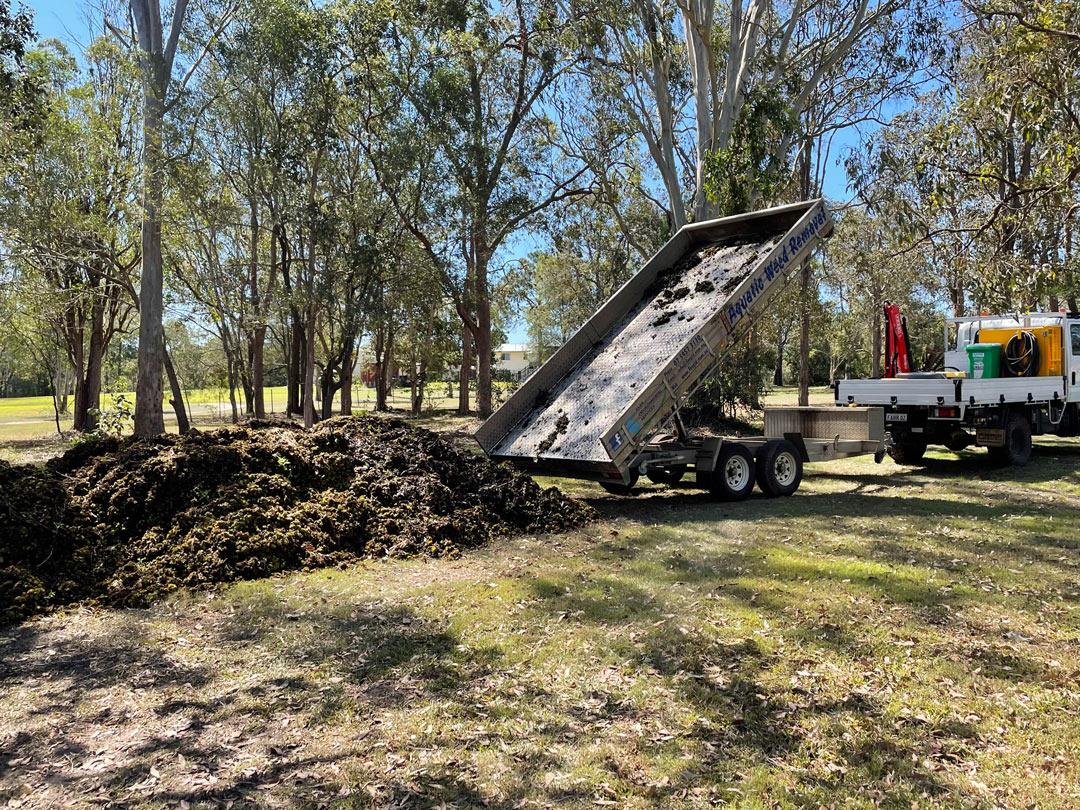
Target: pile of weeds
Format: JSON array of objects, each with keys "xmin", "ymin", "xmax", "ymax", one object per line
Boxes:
[{"xmin": 0, "ymin": 416, "xmax": 593, "ymax": 624}]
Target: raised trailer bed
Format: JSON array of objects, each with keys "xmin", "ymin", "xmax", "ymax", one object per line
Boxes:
[{"xmin": 476, "ymin": 200, "xmax": 884, "ymax": 499}]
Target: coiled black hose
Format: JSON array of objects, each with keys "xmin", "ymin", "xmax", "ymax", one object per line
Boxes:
[{"xmin": 1003, "ymin": 331, "xmax": 1040, "ymax": 377}]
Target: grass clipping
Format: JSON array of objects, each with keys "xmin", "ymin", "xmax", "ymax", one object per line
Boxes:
[{"xmin": 0, "ymin": 416, "xmax": 594, "ymax": 624}]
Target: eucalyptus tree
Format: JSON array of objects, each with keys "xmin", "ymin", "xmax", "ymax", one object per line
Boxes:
[
  {"xmin": 196, "ymin": 0, "xmax": 344, "ymax": 419},
  {"xmin": 0, "ymin": 0, "xmax": 42, "ymax": 128},
  {"xmin": 583, "ymin": 0, "xmax": 933, "ymax": 226},
  {"xmin": 519, "ymin": 193, "xmax": 663, "ymax": 348},
  {"xmin": 824, "ymin": 208, "xmax": 924, "ymax": 377},
  {"xmin": 126, "ymin": 0, "xmax": 231, "ymax": 435},
  {"xmin": 168, "ymin": 155, "xmax": 251, "ymax": 422},
  {"xmin": 354, "ymin": 0, "xmax": 591, "ymax": 417},
  {"xmin": 1, "ymin": 38, "xmax": 141, "ymax": 431},
  {"xmin": 850, "ymin": 0, "xmax": 1080, "ymax": 314}
]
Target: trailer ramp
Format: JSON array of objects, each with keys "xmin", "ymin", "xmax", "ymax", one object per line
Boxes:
[{"xmin": 476, "ymin": 200, "xmax": 833, "ymax": 479}]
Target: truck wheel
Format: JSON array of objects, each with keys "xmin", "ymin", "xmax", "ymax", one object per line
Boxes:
[
  {"xmin": 599, "ymin": 471, "xmax": 640, "ymax": 495},
  {"xmin": 707, "ymin": 444, "xmax": 755, "ymax": 501},
  {"xmin": 646, "ymin": 464, "xmax": 687, "ymax": 486},
  {"xmin": 988, "ymin": 412, "xmax": 1032, "ymax": 466},
  {"xmin": 756, "ymin": 439, "xmax": 803, "ymax": 497},
  {"xmin": 887, "ymin": 437, "xmax": 927, "ymax": 465}
]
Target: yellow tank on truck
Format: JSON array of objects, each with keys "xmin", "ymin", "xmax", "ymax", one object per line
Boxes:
[{"xmin": 978, "ymin": 326, "xmax": 1063, "ymax": 377}]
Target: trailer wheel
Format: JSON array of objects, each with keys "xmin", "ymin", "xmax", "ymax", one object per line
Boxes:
[
  {"xmin": 988, "ymin": 411, "xmax": 1032, "ymax": 466},
  {"xmin": 707, "ymin": 445, "xmax": 755, "ymax": 501},
  {"xmin": 887, "ymin": 437, "xmax": 927, "ymax": 465},
  {"xmin": 756, "ymin": 439, "xmax": 803, "ymax": 497},
  {"xmin": 599, "ymin": 471, "xmax": 640, "ymax": 495},
  {"xmin": 646, "ymin": 464, "xmax": 687, "ymax": 486}
]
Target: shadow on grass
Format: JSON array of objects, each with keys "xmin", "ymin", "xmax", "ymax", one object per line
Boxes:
[
  {"xmin": 0, "ymin": 600, "xmax": 505, "ymax": 807},
  {"xmin": 521, "ymin": 568, "xmax": 970, "ymax": 804}
]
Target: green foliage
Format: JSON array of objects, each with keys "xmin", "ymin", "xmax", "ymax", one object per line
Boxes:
[
  {"xmin": 0, "ymin": 0, "xmax": 43, "ymax": 134},
  {"xmin": 850, "ymin": 1, "xmax": 1080, "ymax": 313},
  {"xmin": 703, "ymin": 83, "xmax": 797, "ymax": 216},
  {"xmin": 85, "ymin": 393, "xmax": 133, "ymax": 439},
  {"xmin": 689, "ymin": 333, "xmax": 774, "ymax": 421}
]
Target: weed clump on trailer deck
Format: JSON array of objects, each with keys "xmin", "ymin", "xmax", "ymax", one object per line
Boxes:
[{"xmin": 0, "ymin": 416, "xmax": 594, "ymax": 624}]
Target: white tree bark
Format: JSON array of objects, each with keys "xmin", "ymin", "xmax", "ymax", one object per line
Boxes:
[
  {"xmin": 130, "ymin": 0, "xmax": 189, "ymax": 436},
  {"xmin": 609, "ymin": 0, "xmax": 896, "ymax": 224}
]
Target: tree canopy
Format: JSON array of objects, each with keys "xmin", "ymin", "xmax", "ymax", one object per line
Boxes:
[{"xmin": 0, "ymin": 0, "xmax": 1078, "ymax": 430}]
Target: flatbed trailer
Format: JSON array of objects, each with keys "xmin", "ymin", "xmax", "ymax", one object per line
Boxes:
[
  {"xmin": 836, "ymin": 313, "xmax": 1080, "ymax": 465},
  {"xmin": 476, "ymin": 200, "xmax": 887, "ymax": 499}
]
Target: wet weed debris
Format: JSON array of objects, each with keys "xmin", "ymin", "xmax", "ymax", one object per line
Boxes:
[{"xmin": 0, "ymin": 416, "xmax": 593, "ymax": 624}]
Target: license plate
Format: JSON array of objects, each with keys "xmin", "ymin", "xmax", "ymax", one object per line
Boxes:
[
  {"xmin": 885, "ymin": 412, "xmax": 908, "ymax": 422},
  {"xmin": 977, "ymin": 428, "xmax": 1005, "ymax": 447}
]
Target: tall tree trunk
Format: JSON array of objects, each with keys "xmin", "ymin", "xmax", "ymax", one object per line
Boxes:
[
  {"xmin": 375, "ymin": 323, "xmax": 395, "ymax": 412},
  {"xmin": 340, "ymin": 339, "xmax": 354, "ymax": 416},
  {"xmin": 458, "ymin": 323, "xmax": 471, "ymax": 415},
  {"xmin": 49, "ymin": 358, "xmax": 62, "ymax": 435},
  {"xmin": 475, "ymin": 296, "xmax": 493, "ymax": 418},
  {"xmin": 303, "ymin": 305, "xmax": 317, "ymax": 428},
  {"xmin": 249, "ymin": 200, "xmax": 266, "ymax": 419},
  {"xmin": 773, "ymin": 328, "xmax": 787, "ymax": 387},
  {"xmin": 251, "ymin": 326, "xmax": 266, "ymax": 418},
  {"xmin": 241, "ymin": 373, "xmax": 254, "ymax": 416},
  {"xmin": 130, "ymin": 0, "xmax": 190, "ymax": 435},
  {"xmin": 82, "ymin": 306, "xmax": 106, "ymax": 431},
  {"xmin": 133, "ymin": 54, "xmax": 166, "ymax": 436},
  {"xmin": 71, "ymin": 335, "xmax": 88, "ymax": 432},
  {"xmin": 320, "ymin": 371, "xmax": 333, "ymax": 420},
  {"xmin": 278, "ymin": 223, "xmax": 303, "ymax": 417},
  {"xmin": 797, "ymin": 136, "xmax": 813, "ymax": 407},
  {"xmin": 225, "ymin": 353, "xmax": 239, "ymax": 424},
  {"xmin": 374, "ymin": 324, "xmax": 386, "ymax": 411},
  {"xmin": 163, "ymin": 336, "xmax": 190, "ymax": 434},
  {"xmin": 288, "ymin": 313, "xmax": 303, "ymax": 415}
]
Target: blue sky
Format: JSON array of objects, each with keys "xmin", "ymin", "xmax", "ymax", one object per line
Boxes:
[{"xmin": 25, "ymin": 1, "xmax": 95, "ymax": 47}]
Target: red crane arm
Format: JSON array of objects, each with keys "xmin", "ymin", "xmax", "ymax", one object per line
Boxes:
[{"xmin": 883, "ymin": 302, "xmax": 914, "ymax": 377}]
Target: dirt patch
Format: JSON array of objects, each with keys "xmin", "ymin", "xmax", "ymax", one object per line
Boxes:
[{"xmin": 0, "ymin": 416, "xmax": 594, "ymax": 625}]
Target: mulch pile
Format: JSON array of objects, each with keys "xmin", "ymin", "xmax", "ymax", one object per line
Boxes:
[{"xmin": 0, "ymin": 416, "xmax": 594, "ymax": 624}]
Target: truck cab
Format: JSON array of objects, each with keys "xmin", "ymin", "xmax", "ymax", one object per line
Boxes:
[{"xmin": 1070, "ymin": 320, "xmax": 1080, "ymax": 402}]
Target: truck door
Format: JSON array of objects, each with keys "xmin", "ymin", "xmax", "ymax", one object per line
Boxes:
[{"xmin": 1070, "ymin": 321, "xmax": 1080, "ymax": 401}]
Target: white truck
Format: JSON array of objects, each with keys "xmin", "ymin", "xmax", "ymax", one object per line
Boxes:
[{"xmin": 836, "ymin": 312, "xmax": 1080, "ymax": 466}]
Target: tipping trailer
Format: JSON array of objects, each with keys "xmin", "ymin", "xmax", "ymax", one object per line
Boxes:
[
  {"xmin": 837, "ymin": 312, "xmax": 1080, "ymax": 466},
  {"xmin": 476, "ymin": 199, "xmax": 886, "ymax": 499}
]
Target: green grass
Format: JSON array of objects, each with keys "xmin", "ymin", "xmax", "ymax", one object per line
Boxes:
[{"xmin": 1, "ymin": 435, "xmax": 1078, "ymax": 807}]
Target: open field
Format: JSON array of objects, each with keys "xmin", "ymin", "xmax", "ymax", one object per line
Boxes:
[
  {"xmin": 1, "ymin": 421, "xmax": 1078, "ymax": 807},
  {"xmin": 0, "ymin": 385, "xmax": 834, "ymax": 462},
  {"xmin": 0, "ymin": 385, "xmax": 475, "ymax": 462}
]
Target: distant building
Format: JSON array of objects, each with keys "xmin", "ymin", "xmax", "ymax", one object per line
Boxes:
[{"xmin": 495, "ymin": 344, "xmax": 531, "ymax": 376}]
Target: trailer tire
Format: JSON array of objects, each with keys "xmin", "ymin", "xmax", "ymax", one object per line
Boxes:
[
  {"xmin": 707, "ymin": 444, "xmax": 756, "ymax": 501},
  {"xmin": 988, "ymin": 411, "xmax": 1032, "ymax": 466},
  {"xmin": 887, "ymin": 437, "xmax": 927, "ymax": 465},
  {"xmin": 599, "ymin": 471, "xmax": 640, "ymax": 495},
  {"xmin": 756, "ymin": 439, "xmax": 803, "ymax": 497},
  {"xmin": 646, "ymin": 464, "xmax": 687, "ymax": 486}
]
